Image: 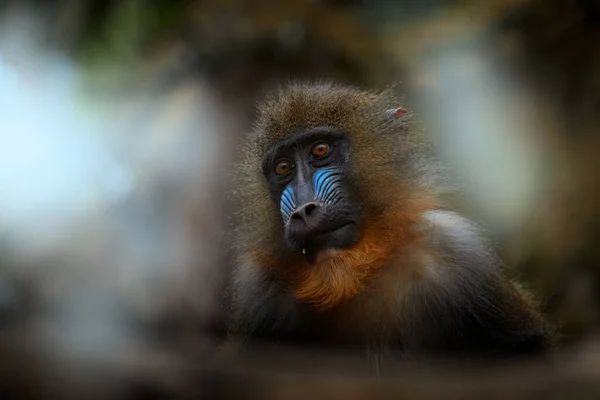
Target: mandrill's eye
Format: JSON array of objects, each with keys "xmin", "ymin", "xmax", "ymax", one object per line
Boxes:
[
  {"xmin": 310, "ymin": 142, "xmax": 330, "ymax": 158},
  {"xmin": 275, "ymin": 159, "xmax": 293, "ymax": 175}
]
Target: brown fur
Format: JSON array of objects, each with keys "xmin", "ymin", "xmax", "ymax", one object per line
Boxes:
[{"xmin": 235, "ymin": 82, "xmax": 438, "ymax": 310}]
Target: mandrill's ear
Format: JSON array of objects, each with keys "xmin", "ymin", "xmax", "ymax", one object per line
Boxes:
[{"xmin": 386, "ymin": 107, "xmax": 407, "ymax": 118}]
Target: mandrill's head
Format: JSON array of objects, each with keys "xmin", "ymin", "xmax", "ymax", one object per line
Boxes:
[{"xmin": 234, "ymin": 82, "xmax": 438, "ymax": 310}]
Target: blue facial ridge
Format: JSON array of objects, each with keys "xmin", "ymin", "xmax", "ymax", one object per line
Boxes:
[
  {"xmin": 313, "ymin": 168, "xmax": 340, "ymax": 205},
  {"xmin": 280, "ymin": 185, "xmax": 296, "ymax": 221}
]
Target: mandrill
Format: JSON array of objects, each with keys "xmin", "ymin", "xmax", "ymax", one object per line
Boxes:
[{"xmin": 225, "ymin": 82, "xmax": 552, "ymax": 361}]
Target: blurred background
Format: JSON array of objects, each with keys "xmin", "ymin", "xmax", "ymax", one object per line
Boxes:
[{"xmin": 0, "ymin": 0, "xmax": 598, "ymax": 398}]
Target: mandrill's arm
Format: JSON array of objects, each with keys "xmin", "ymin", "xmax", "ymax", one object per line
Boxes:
[{"xmin": 403, "ymin": 211, "xmax": 552, "ymax": 359}]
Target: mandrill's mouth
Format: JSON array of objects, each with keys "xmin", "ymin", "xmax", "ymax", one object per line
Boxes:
[
  {"xmin": 299, "ymin": 222, "xmax": 358, "ymax": 265},
  {"xmin": 314, "ymin": 222, "xmax": 355, "ymax": 240}
]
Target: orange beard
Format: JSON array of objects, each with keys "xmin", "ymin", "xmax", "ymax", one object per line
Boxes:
[
  {"xmin": 293, "ymin": 211, "xmax": 418, "ymax": 311},
  {"xmin": 247, "ymin": 196, "xmax": 433, "ymax": 311}
]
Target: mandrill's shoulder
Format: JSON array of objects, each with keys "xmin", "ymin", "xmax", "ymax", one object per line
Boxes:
[
  {"xmin": 411, "ymin": 209, "xmax": 517, "ymax": 301},
  {"xmin": 404, "ymin": 210, "xmax": 553, "ymax": 358},
  {"xmin": 417, "ymin": 210, "xmax": 502, "ymax": 273},
  {"xmin": 420, "ymin": 210, "xmax": 485, "ymax": 240}
]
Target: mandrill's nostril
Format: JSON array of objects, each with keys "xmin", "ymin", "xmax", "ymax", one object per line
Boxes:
[
  {"xmin": 290, "ymin": 202, "xmax": 321, "ymax": 224},
  {"xmin": 304, "ymin": 203, "xmax": 317, "ymax": 216}
]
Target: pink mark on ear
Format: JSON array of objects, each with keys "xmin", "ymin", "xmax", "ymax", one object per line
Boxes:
[
  {"xmin": 386, "ymin": 107, "xmax": 407, "ymax": 119},
  {"xmin": 393, "ymin": 107, "xmax": 407, "ymax": 117}
]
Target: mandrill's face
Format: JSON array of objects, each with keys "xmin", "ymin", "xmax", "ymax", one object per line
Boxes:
[{"xmin": 262, "ymin": 127, "xmax": 361, "ymax": 264}]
